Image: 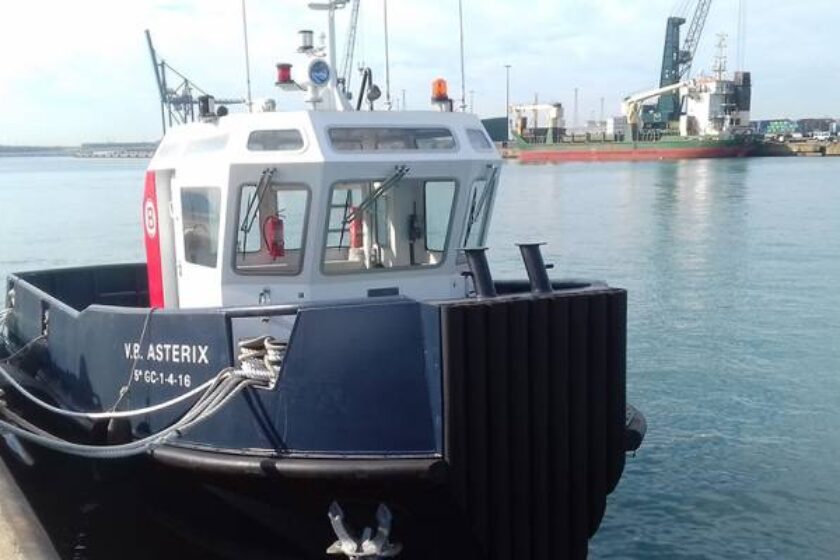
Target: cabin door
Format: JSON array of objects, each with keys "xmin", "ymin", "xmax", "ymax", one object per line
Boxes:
[{"xmin": 171, "ymin": 180, "xmax": 223, "ymax": 308}]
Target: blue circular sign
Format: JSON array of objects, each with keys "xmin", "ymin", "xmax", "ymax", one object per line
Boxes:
[{"xmin": 309, "ymin": 59, "xmax": 331, "ymax": 86}]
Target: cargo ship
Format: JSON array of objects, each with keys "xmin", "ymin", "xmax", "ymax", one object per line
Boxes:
[
  {"xmin": 495, "ymin": 2, "xmax": 757, "ymax": 164},
  {"xmin": 512, "ymin": 134, "xmax": 754, "ymax": 163},
  {"xmin": 504, "ymin": 68, "xmax": 756, "ymax": 164}
]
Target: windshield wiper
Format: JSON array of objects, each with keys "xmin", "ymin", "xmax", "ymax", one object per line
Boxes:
[
  {"xmin": 464, "ymin": 165, "xmax": 499, "ymax": 243},
  {"xmin": 239, "ymin": 167, "xmax": 276, "ymax": 251},
  {"xmin": 345, "ymin": 165, "xmax": 410, "ymax": 224}
]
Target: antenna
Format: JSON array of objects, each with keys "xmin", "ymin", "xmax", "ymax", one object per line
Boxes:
[
  {"xmin": 383, "ymin": 0, "xmax": 392, "ymax": 110},
  {"xmin": 736, "ymin": 0, "xmax": 747, "ymax": 71},
  {"xmin": 241, "ymin": 0, "xmax": 253, "ymax": 111},
  {"xmin": 504, "ymin": 64, "xmax": 511, "ymax": 141},
  {"xmin": 458, "ymin": 0, "xmax": 467, "ymax": 111}
]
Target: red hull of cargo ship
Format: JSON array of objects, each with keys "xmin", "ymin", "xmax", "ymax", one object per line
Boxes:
[{"xmin": 518, "ymin": 145, "xmax": 752, "ymax": 163}]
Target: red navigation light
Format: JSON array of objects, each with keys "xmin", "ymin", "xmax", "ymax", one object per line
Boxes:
[
  {"xmin": 276, "ymin": 63, "xmax": 293, "ymax": 85},
  {"xmin": 432, "ymin": 78, "xmax": 449, "ymax": 101}
]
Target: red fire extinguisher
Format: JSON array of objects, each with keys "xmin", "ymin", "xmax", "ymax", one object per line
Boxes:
[
  {"xmin": 349, "ymin": 206, "xmax": 363, "ymax": 249},
  {"xmin": 263, "ymin": 215, "xmax": 285, "ymax": 259}
]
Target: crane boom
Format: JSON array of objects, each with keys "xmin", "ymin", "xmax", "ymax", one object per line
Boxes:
[
  {"xmin": 679, "ymin": 0, "xmax": 712, "ymax": 79},
  {"xmin": 339, "ymin": 0, "xmax": 361, "ymax": 92},
  {"xmin": 145, "ymin": 30, "xmax": 166, "ymax": 104},
  {"xmin": 622, "ymin": 80, "xmax": 691, "ymax": 125}
]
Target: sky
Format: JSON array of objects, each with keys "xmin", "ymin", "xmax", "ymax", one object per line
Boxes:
[{"xmin": 0, "ymin": 0, "xmax": 837, "ymax": 145}]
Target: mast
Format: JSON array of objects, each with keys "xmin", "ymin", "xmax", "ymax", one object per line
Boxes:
[
  {"xmin": 241, "ymin": 0, "xmax": 253, "ymax": 111},
  {"xmin": 306, "ymin": 1, "xmax": 352, "ymax": 110},
  {"xmin": 713, "ymin": 33, "xmax": 728, "ymax": 81}
]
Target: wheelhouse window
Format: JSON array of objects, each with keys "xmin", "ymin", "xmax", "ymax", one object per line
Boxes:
[
  {"xmin": 425, "ymin": 181, "xmax": 456, "ymax": 251},
  {"xmin": 181, "ymin": 187, "xmax": 221, "ymax": 268},
  {"xmin": 467, "ymin": 128, "xmax": 493, "ymax": 151},
  {"xmin": 328, "ymin": 127, "xmax": 456, "ymax": 151},
  {"xmin": 323, "ymin": 175, "xmax": 457, "ymax": 274},
  {"xmin": 247, "ymin": 129, "xmax": 304, "ymax": 151},
  {"xmin": 235, "ymin": 183, "xmax": 309, "ymax": 275}
]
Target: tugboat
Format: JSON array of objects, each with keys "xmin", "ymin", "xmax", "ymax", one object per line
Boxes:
[{"xmin": 0, "ymin": 6, "xmax": 645, "ymax": 559}]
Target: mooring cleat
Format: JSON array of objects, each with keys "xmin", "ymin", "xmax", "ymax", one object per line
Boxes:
[
  {"xmin": 360, "ymin": 503, "xmax": 402, "ymax": 557},
  {"xmin": 327, "ymin": 501, "xmax": 402, "ymax": 558},
  {"xmin": 327, "ymin": 502, "xmax": 361, "ymax": 557}
]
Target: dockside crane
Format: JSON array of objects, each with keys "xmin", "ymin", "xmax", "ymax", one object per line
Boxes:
[
  {"xmin": 337, "ymin": 0, "xmax": 361, "ymax": 97},
  {"xmin": 656, "ymin": 0, "xmax": 712, "ymax": 126},
  {"xmin": 145, "ymin": 29, "xmax": 245, "ymax": 135}
]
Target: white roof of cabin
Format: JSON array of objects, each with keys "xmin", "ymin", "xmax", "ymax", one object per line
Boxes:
[{"xmin": 149, "ymin": 110, "xmax": 499, "ymax": 171}]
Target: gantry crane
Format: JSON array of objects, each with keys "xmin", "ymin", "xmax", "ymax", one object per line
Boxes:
[{"xmin": 145, "ymin": 30, "xmax": 245, "ymax": 135}]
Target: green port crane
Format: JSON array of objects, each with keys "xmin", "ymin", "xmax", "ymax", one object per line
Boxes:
[{"xmin": 655, "ymin": 0, "xmax": 713, "ymax": 127}]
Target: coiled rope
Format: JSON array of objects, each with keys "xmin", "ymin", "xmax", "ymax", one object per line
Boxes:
[
  {"xmin": 0, "ymin": 308, "xmax": 11, "ymax": 351},
  {"xmin": 0, "ymin": 329, "xmax": 286, "ymax": 459}
]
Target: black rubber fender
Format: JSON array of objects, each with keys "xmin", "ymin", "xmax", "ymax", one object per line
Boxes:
[{"xmin": 625, "ymin": 404, "xmax": 647, "ymax": 452}]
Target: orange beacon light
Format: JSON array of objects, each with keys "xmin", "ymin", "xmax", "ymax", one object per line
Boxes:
[{"xmin": 432, "ymin": 78, "xmax": 449, "ymax": 102}]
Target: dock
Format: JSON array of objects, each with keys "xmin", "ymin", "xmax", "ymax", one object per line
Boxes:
[
  {"xmin": 754, "ymin": 140, "xmax": 840, "ymax": 157},
  {"xmin": 0, "ymin": 456, "xmax": 59, "ymax": 559}
]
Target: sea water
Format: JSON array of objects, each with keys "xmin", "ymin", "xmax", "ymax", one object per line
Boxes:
[{"xmin": 1, "ymin": 156, "xmax": 840, "ymax": 558}]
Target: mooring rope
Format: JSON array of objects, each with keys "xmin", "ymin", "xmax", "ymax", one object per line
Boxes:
[{"xmin": 110, "ymin": 307, "xmax": 156, "ymax": 412}]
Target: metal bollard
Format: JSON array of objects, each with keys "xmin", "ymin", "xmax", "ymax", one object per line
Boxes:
[
  {"xmin": 517, "ymin": 242, "xmax": 552, "ymax": 294},
  {"xmin": 463, "ymin": 248, "xmax": 497, "ymax": 298}
]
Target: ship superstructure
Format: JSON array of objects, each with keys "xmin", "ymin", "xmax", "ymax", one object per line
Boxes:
[{"xmin": 677, "ymin": 71, "xmax": 752, "ymax": 137}]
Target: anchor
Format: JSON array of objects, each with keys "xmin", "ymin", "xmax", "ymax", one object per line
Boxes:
[{"xmin": 327, "ymin": 501, "xmax": 402, "ymax": 559}]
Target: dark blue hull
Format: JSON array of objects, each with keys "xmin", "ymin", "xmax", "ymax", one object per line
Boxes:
[{"xmin": 1, "ymin": 263, "xmax": 643, "ymax": 559}]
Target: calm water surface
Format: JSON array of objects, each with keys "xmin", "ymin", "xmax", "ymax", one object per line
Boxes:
[{"xmin": 1, "ymin": 156, "xmax": 839, "ymax": 558}]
